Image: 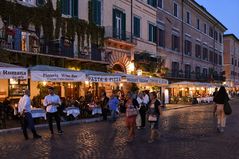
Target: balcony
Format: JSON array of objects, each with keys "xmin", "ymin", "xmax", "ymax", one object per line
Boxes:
[
  {"xmin": 104, "ymin": 26, "xmax": 137, "ymax": 45},
  {"xmin": 165, "ymin": 71, "xmax": 225, "ymax": 82}
]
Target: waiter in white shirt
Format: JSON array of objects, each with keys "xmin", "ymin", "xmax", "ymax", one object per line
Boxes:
[
  {"xmin": 18, "ymin": 89, "xmax": 41, "ymax": 140},
  {"xmin": 43, "ymin": 87, "xmax": 63, "ymax": 135}
]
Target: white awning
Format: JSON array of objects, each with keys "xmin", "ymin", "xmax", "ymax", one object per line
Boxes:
[
  {"xmin": 80, "ymin": 70, "xmax": 121, "ymax": 83},
  {"xmin": 0, "ymin": 62, "xmax": 28, "ymax": 79},
  {"xmin": 29, "ymin": 65, "xmax": 85, "ymax": 82},
  {"xmin": 169, "ymin": 81, "xmax": 218, "ymax": 88}
]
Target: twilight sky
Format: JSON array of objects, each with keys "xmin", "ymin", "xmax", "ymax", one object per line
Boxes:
[{"xmin": 195, "ymin": 0, "xmax": 239, "ymax": 37}]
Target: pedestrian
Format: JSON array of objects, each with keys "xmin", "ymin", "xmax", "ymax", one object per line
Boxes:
[
  {"xmin": 18, "ymin": 90, "xmax": 41, "ymax": 140},
  {"xmin": 108, "ymin": 91, "xmax": 119, "ymax": 122},
  {"xmin": 147, "ymin": 92, "xmax": 162, "ymax": 143},
  {"xmin": 100, "ymin": 92, "xmax": 109, "ymax": 121},
  {"xmin": 125, "ymin": 92, "xmax": 138, "ymax": 142},
  {"xmin": 213, "ymin": 87, "xmax": 219, "ymax": 116},
  {"xmin": 140, "ymin": 91, "xmax": 149, "ymax": 129},
  {"xmin": 43, "ymin": 87, "xmax": 63, "ymax": 135},
  {"xmin": 213, "ymin": 86, "xmax": 230, "ymax": 133}
]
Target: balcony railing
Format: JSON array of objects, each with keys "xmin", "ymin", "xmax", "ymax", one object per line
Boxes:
[
  {"xmin": 165, "ymin": 71, "xmax": 224, "ymax": 82},
  {"xmin": 104, "ymin": 26, "xmax": 137, "ymax": 44}
]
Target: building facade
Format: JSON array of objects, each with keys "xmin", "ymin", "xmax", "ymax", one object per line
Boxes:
[
  {"xmin": 223, "ymin": 34, "xmax": 239, "ymax": 87},
  {"xmin": 157, "ymin": 0, "xmax": 227, "ymax": 82}
]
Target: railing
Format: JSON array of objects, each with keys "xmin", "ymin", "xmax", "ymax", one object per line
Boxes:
[
  {"xmin": 104, "ymin": 26, "xmax": 137, "ymax": 44},
  {"xmin": 165, "ymin": 71, "xmax": 224, "ymax": 82}
]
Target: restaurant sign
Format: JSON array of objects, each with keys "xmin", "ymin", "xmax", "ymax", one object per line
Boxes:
[
  {"xmin": 31, "ymin": 71, "xmax": 85, "ymax": 82},
  {"xmin": 0, "ymin": 68, "xmax": 28, "ymax": 79},
  {"xmin": 88, "ymin": 75, "xmax": 121, "ymax": 83}
]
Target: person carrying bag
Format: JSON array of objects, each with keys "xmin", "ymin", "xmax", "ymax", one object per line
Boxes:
[{"xmin": 214, "ymin": 86, "xmax": 231, "ymax": 133}]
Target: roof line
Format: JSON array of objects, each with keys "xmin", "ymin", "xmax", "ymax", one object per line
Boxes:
[
  {"xmin": 190, "ymin": 0, "xmax": 227, "ymax": 31},
  {"xmin": 224, "ymin": 34, "xmax": 239, "ymax": 42}
]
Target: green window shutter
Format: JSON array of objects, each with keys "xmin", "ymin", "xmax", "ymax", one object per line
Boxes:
[
  {"xmin": 121, "ymin": 12, "xmax": 126, "ymax": 40},
  {"xmin": 72, "ymin": 0, "xmax": 78, "ymax": 17},
  {"xmin": 153, "ymin": 25, "xmax": 156, "ymax": 43},
  {"xmin": 134, "ymin": 17, "xmax": 140, "ymax": 38},
  {"xmin": 88, "ymin": 0, "xmax": 93, "ymax": 22},
  {"xmin": 148, "ymin": 24, "xmax": 152, "ymax": 41},
  {"xmin": 62, "ymin": 0, "xmax": 70, "ymax": 15},
  {"xmin": 113, "ymin": 9, "xmax": 117, "ymax": 38},
  {"xmin": 96, "ymin": 0, "xmax": 101, "ymax": 25}
]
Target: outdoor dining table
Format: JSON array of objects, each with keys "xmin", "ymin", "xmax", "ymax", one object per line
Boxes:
[
  {"xmin": 63, "ymin": 107, "xmax": 80, "ymax": 118},
  {"xmin": 31, "ymin": 108, "xmax": 46, "ymax": 119},
  {"xmin": 196, "ymin": 97, "xmax": 214, "ymax": 103},
  {"xmin": 88, "ymin": 104, "xmax": 102, "ymax": 115}
]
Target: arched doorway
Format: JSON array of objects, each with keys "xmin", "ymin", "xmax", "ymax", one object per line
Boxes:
[{"xmin": 112, "ymin": 63, "xmax": 126, "ymax": 73}]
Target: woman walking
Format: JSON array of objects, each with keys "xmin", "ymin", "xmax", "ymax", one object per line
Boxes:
[
  {"xmin": 147, "ymin": 92, "xmax": 162, "ymax": 143},
  {"xmin": 213, "ymin": 86, "xmax": 230, "ymax": 133},
  {"xmin": 125, "ymin": 92, "xmax": 138, "ymax": 142}
]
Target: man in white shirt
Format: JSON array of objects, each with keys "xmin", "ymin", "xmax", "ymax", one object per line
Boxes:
[
  {"xmin": 18, "ymin": 89, "xmax": 41, "ymax": 140},
  {"xmin": 43, "ymin": 87, "xmax": 63, "ymax": 135}
]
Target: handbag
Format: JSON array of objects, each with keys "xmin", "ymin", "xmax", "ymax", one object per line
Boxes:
[
  {"xmin": 148, "ymin": 114, "xmax": 157, "ymax": 122},
  {"xmin": 126, "ymin": 106, "xmax": 138, "ymax": 117},
  {"xmin": 224, "ymin": 102, "xmax": 232, "ymax": 115}
]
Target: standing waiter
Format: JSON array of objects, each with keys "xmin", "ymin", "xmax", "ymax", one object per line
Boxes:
[
  {"xmin": 43, "ymin": 87, "xmax": 63, "ymax": 135},
  {"xmin": 18, "ymin": 90, "xmax": 41, "ymax": 140}
]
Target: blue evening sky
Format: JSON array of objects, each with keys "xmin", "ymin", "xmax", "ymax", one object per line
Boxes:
[{"xmin": 196, "ymin": 0, "xmax": 239, "ymax": 37}]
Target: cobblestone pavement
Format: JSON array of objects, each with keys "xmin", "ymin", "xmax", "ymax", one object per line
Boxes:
[{"xmin": 1, "ymin": 99, "xmax": 239, "ymax": 159}]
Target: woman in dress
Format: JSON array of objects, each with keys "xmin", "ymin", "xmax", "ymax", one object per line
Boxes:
[{"xmin": 125, "ymin": 92, "xmax": 138, "ymax": 142}]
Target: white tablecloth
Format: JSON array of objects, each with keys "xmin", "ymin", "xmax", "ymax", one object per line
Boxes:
[
  {"xmin": 197, "ymin": 97, "xmax": 214, "ymax": 103},
  {"xmin": 31, "ymin": 108, "xmax": 46, "ymax": 119},
  {"xmin": 63, "ymin": 107, "xmax": 80, "ymax": 117},
  {"xmin": 92, "ymin": 107, "xmax": 102, "ymax": 115}
]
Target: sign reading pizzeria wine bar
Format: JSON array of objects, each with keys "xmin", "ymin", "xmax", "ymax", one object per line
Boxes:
[
  {"xmin": 0, "ymin": 68, "xmax": 28, "ymax": 79},
  {"xmin": 31, "ymin": 71, "xmax": 85, "ymax": 82}
]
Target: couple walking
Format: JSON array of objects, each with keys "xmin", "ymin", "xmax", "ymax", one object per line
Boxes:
[{"xmin": 125, "ymin": 92, "xmax": 162, "ymax": 143}]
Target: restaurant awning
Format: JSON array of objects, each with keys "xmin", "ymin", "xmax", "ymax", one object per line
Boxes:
[
  {"xmin": 80, "ymin": 70, "xmax": 121, "ymax": 83},
  {"xmin": 0, "ymin": 62, "xmax": 28, "ymax": 79},
  {"xmin": 29, "ymin": 65, "xmax": 85, "ymax": 82},
  {"xmin": 169, "ymin": 81, "xmax": 219, "ymax": 88},
  {"xmin": 114, "ymin": 73, "xmax": 168, "ymax": 85}
]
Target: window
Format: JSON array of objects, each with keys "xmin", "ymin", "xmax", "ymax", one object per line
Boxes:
[
  {"xmin": 204, "ymin": 23, "xmax": 207, "ymax": 34},
  {"xmin": 185, "ymin": 64, "xmax": 191, "ymax": 79},
  {"xmin": 209, "ymin": 26, "xmax": 214, "ymax": 38},
  {"xmin": 214, "ymin": 31, "xmax": 218, "ymax": 41},
  {"xmin": 148, "ymin": 23, "xmax": 156, "ymax": 43},
  {"xmin": 203, "ymin": 47, "xmax": 208, "ymax": 61},
  {"xmin": 90, "ymin": 0, "xmax": 102, "ymax": 25},
  {"xmin": 113, "ymin": 9, "xmax": 126, "ymax": 40},
  {"xmin": 238, "ymin": 60, "xmax": 239, "ymax": 67},
  {"xmin": 195, "ymin": 66, "xmax": 201, "ymax": 79},
  {"xmin": 61, "ymin": 0, "xmax": 78, "ymax": 17},
  {"xmin": 197, "ymin": 19, "xmax": 200, "ymax": 30},
  {"xmin": 36, "ymin": 0, "xmax": 45, "ymax": 6},
  {"xmin": 184, "ymin": 40, "xmax": 192, "ymax": 56},
  {"xmin": 195, "ymin": 44, "xmax": 201, "ymax": 59},
  {"xmin": 186, "ymin": 12, "xmax": 191, "ymax": 24},
  {"xmin": 232, "ymin": 58, "xmax": 234, "ymax": 65},
  {"xmin": 172, "ymin": 34, "xmax": 180, "ymax": 52},
  {"xmin": 133, "ymin": 16, "xmax": 141, "ymax": 38},
  {"xmin": 203, "ymin": 68, "xmax": 208, "ymax": 77},
  {"xmin": 158, "ymin": 28, "xmax": 165, "ymax": 47},
  {"xmin": 214, "ymin": 53, "xmax": 218, "ymax": 65},
  {"xmin": 209, "ymin": 51, "xmax": 214, "ymax": 63},
  {"xmin": 172, "ymin": 62, "xmax": 179, "ymax": 77},
  {"xmin": 219, "ymin": 34, "xmax": 222, "ymax": 43},
  {"xmin": 173, "ymin": 3, "xmax": 178, "ymax": 17},
  {"xmin": 219, "ymin": 55, "xmax": 222, "ymax": 65},
  {"xmin": 147, "ymin": 0, "xmax": 157, "ymax": 8},
  {"xmin": 158, "ymin": 0, "xmax": 163, "ymax": 8},
  {"xmin": 235, "ymin": 60, "xmax": 237, "ymax": 66}
]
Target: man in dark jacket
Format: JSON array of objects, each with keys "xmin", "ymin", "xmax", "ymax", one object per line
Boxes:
[{"xmin": 100, "ymin": 92, "xmax": 109, "ymax": 120}]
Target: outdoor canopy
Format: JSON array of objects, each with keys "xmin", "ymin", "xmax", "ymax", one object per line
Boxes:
[
  {"xmin": 169, "ymin": 81, "xmax": 220, "ymax": 88},
  {"xmin": 0, "ymin": 62, "xmax": 28, "ymax": 79},
  {"xmin": 29, "ymin": 65, "xmax": 86, "ymax": 82}
]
